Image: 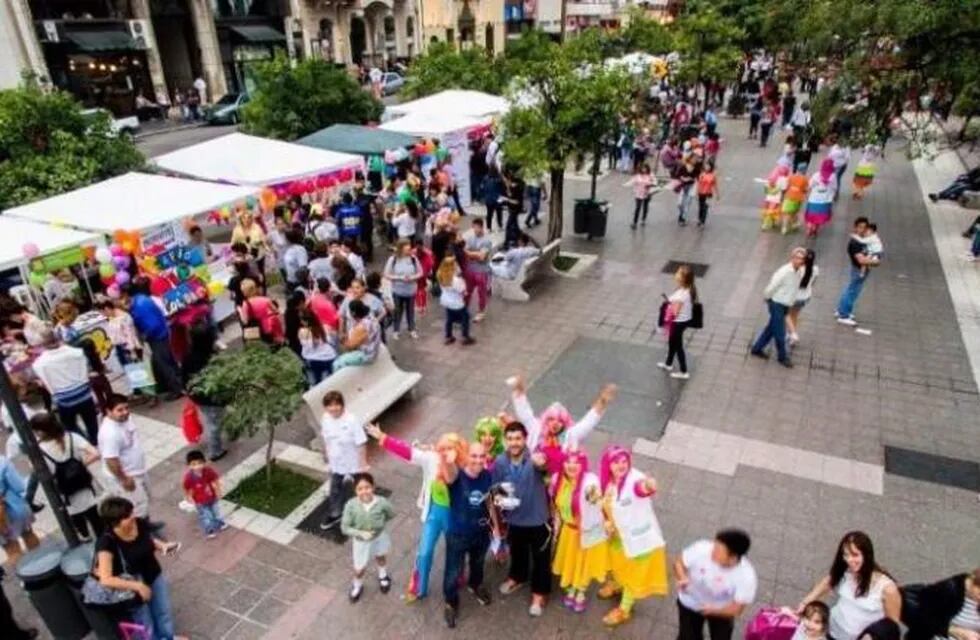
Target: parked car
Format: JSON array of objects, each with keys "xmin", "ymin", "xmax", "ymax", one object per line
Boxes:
[
  {"xmin": 80, "ymin": 108, "xmax": 140, "ymax": 138},
  {"xmin": 381, "ymin": 72, "xmax": 404, "ymax": 96},
  {"xmin": 205, "ymin": 93, "xmax": 250, "ymax": 125}
]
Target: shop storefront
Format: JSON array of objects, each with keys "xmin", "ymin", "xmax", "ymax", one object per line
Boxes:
[{"xmin": 216, "ymin": 22, "xmax": 286, "ymax": 94}]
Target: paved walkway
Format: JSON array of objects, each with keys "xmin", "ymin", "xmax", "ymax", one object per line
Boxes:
[{"xmin": 6, "ymin": 117, "xmax": 979, "ymax": 639}]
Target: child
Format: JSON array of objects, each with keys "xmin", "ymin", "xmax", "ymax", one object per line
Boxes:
[
  {"xmin": 782, "ymin": 169, "xmax": 810, "ymax": 234},
  {"xmin": 182, "ymin": 450, "xmax": 227, "ymax": 539},
  {"xmin": 852, "ymin": 144, "xmax": 878, "ymax": 199},
  {"xmin": 95, "ymin": 296, "xmax": 141, "ymax": 365},
  {"xmin": 791, "ymin": 601, "xmax": 830, "ymax": 640},
  {"xmin": 696, "ymin": 160, "xmax": 720, "ymax": 228},
  {"xmin": 862, "ymin": 223, "xmax": 883, "ymax": 273},
  {"xmin": 341, "ymin": 473, "xmax": 395, "ymax": 602},
  {"xmin": 413, "ymin": 240, "xmax": 434, "ymax": 316},
  {"xmin": 436, "ymin": 256, "xmax": 474, "ymax": 346}
]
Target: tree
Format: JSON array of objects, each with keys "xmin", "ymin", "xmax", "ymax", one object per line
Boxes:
[
  {"xmin": 606, "ymin": 7, "xmax": 675, "ymax": 57},
  {"xmin": 402, "ymin": 42, "xmax": 505, "ymax": 99},
  {"xmin": 241, "ymin": 54, "xmax": 383, "ymax": 141},
  {"xmin": 502, "ymin": 34, "xmax": 634, "ymax": 242},
  {"xmin": 672, "ymin": 8, "xmax": 745, "ymax": 107},
  {"xmin": 0, "ymin": 76, "xmax": 144, "ymax": 210},
  {"xmin": 188, "ymin": 345, "xmax": 307, "ymax": 484}
]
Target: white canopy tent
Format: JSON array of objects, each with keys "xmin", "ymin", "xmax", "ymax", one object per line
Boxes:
[
  {"xmin": 0, "ymin": 217, "xmax": 102, "ymax": 271},
  {"xmin": 151, "ymin": 132, "xmax": 363, "ymax": 186},
  {"xmin": 380, "ymin": 113, "xmax": 491, "ymax": 208},
  {"xmin": 4, "ymin": 172, "xmax": 259, "ymax": 233},
  {"xmin": 384, "ymin": 90, "xmax": 509, "ymax": 120}
]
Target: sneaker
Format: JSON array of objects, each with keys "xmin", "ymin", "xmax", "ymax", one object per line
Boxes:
[
  {"xmin": 208, "ymin": 450, "xmax": 228, "ymax": 462},
  {"xmin": 837, "ymin": 317, "xmax": 858, "ymax": 327},
  {"xmin": 572, "ymin": 597, "xmax": 587, "ymax": 613},
  {"xmin": 462, "ymin": 337, "xmax": 476, "ymax": 346},
  {"xmin": 444, "ymin": 604, "xmax": 457, "ymax": 628},
  {"xmin": 468, "ymin": 585, "xmax": 492, "ymax": 606},
  {"xmin": 390, "ymin": 331, "xmax": 401, "ymax": 341},
  {"xmin": 749, "ymin": 349, "xmax": 769, "ymax": 360},
  {"xmin": 409, "ymin": 331, "xmax": 420, "ymax": 339},
  {"xmin": 529, "ymin": 602, "xmax": 544, "ymax": 617},
  {"xmin": 206, "ymin": 532, "xmax": 217, "ymax": 540},
  {"xmin": 678, "ymin": 219, "xmax": 688, "ymax": 227},
  {"xmin": 499, "ymin": 580, "xmax": 525, "ymax": 596},
  {"xmin": 788, "ymin": 333, "xmax": 800, "ymax": 346},
  {"xmin": 30, "ymin": 503, "xmax": 45, "ymax": 514},
  {"xmin": 778, "ymin": 359, "xmax": 794, "ymax": 369},
  {"xmin": 219, "ymin": 522, "xmax": 230, "ymax": 531},
  {"xmin": 561, "ymin": 593, "xmax": 576, "ymax": 609},
  {"xmin": 656, "ymin": 362, "xmax": 672, "ymax": 371},
  {"xmin": 379, "ymin": 575, "xmax": 392, "ymax": 594},
  {"xmin": 444, "ymin": 336, "xmax": 457, "ymax": 345},
  {"xmin": 319, "ymin": 517, "xmax": 340, "ymax": 531},
  {"xmin": 349, "ymin": 583, "xmax": 363, "ymax": 603},
  {"xmin": 641, "ymin": 220, "xmax": 647, "ymax": 226},
  {"xmin": 474, "ymin": 312, "xmax": 486, "ymax": 323},
  {"xmin": 630, "ymin": 224, "xmax": 637, "ymax": 230},
  {"xmin": 215, "ymin": 339, "xmax": 228, "ymax": 351},
  {"xmin": 670, "ymin": 371, "xmax": 690, "ymax": 380}
]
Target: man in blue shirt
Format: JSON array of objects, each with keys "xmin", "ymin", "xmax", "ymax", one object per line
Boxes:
[
  {"xmin": 128, "ymin": 277, "xmax": 183, "ymax": 399},
  {"xmin": 491, "ymin": 421, "xmax": 551, "ymax": 616},
  {"xmin": 442, "ymin": 442, "xmax": 500, "ymax": 628},
  {"xmin": 336, "ymin": 192, "xmax": 363, "ymax": 241}
]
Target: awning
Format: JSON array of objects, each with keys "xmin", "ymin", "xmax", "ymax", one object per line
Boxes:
[
  {"xmin": 229, "ymin": 25, "xmax": 286, "ymax": 43},
  {"xmin": 65, "ymin": 30, "xmax": 139, "ymax": 52},
  {"xmin": 297, "ymin": 124, "xmax": 417, "ymax": 156}
]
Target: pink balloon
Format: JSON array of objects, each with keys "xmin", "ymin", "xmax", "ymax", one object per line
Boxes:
[
  {"xmin": 22, "ymin": 243, "xmax": 40, "ymax": 259},
  {"xmin": 114, "ymin": 270, "xmax": 131, "ymax": 286},
  {"xmin": 110, "ymin": 244, "xmax": 125, "ymax": 257}
]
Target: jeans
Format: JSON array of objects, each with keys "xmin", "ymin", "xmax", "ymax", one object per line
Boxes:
[
  {"xmin": 132, "ymin": 574, "xmax": 175, "ymax": 640},
  {"xmin": 666, "ymin": 321, "xmax": 690, "ymax": 373},
  {"xmin": 195, "ymin": 501, "xmax": 226, "ymax": 535},
  {"xmin": 676, "ymin": 599, "xmax": 734, "ymax": 640},
  {"xmin": 392, "ymin": 293, "xmax": 416, "ymax": 332},
  {"xmin": 526, "ymin": 187, "xmax": 542, "ymax": 226},
  {"xmin": 324, "ymin": 472, "xmax": 359, "ymax": 524},
  {"xmin": 972, "ymin": 228, "xmax": 980, "ymax": 256},
  {"xmin": 25, "ymin": 472, "xmax": 38, "ymax": 506},
  {"xmin": 70, "ymin": 505, "xmax": 103, "ymax": 540},
  {"xmin": 759, "ymin": 122, "xmax": 773, "ymax": 147},
  {"xmin": 751, "ymin": 300, "xmax": 790, "ymax": 363},
  {"xmin": 836, "ymin": 265, "xmax": 867, "ymax": 318},
  {"xmin": 409, "ymin": 503, "xmax": 450, "ymax": 598},
  {"xmin": 678, "ymin": 185, "xmax": 694, "ymax": 222},
  {"xmin": 485, "ymin": 201, "xmax": 503, "ymax": 230},
  {"xmin": 450, "ymin": 186, "xmax": 466, "ymax": 215},
  {"xmin": 748, "ymin": 113, "xmax": 760, "ymax": 137},
  {"xmin": 443, "ymin": 529, "xmax": 490, "ymax": 608},
  {"xmin": 147, "ymin": 337, "xmax": 183, "ymax": 395},
  {"xmin": 834, "ymin": 163, "xmax": 848, "ymax": 199},
  {"xmin": 697, "ymin": 195, "xmax": 711, "ymax": 224},
  {"xmin": 505, "ymin": 209, "xmax": 521, "ymax": 247},
  {"xmin": 632, "ymin": 197, "xmax": 651, "ymax": 225},
  {"xmin": 506, "ymin": 524, "xmax": 552, "ymax": 596},
  {"xmin": 444, "ymin": 307, "xmax": 471, "ymax": 339},
  {"xmin": 305, "ymin": 359, "xmax": 334, "ymax": 385},
  {"xmin": 56, "ymin": 398, "xmax": 99, "ymax": 444},
  {"xmin": 197, "ymin": 404, "xmax": 226, "ymax": 459},
  {"xmin": 463, "ymin": 269, "xmax": 489, "ymax": 313}
]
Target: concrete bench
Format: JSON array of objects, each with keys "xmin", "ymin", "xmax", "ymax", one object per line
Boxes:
[
  {"xmin": 960, "ymin": 190, "xmax": 980, "ymax": 210},
  {"xmin": 303, "ymin": 343, "xmax": 422, "ymax": 438},
  {"xmin": 493, "ymin": 239, "xmax": 561, "ymax": 302}
]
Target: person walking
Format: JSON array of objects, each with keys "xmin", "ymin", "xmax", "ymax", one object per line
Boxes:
[
  {"xmin": 462, "ymin": 219, "xmax": 493, "ymax": 322},
  {"xmin": 0, "ymin": 453, "xmax": 40, "ymax": 565},
  {"xmin": 675, "ymin": 155, "xmax": 700, "ymax": 226},
  {"xmin": 750, "ymin": 248, "xmax": 806, "ymax": 367},
  {"xmin": 318, "ymin": 391, "xmax": 368, "ymax": 531},
  {"xmin": 182, "ymin": 320, "xmax": 227, "ymax": 462},
  {"xmin": 384, "ymin": 239, "xmax": 423, "ymax": 339},
  {"xmin": 129, "ymin": 277, "xmax": 184, "ymax": 399},
  {"xmin": 98, "ymin": 395, "xmax": 155, "ymax": 522},
  {"xmin": 835, "ymin": 218, "xmax": 875, "ymax": 326},
  {"xmin": 437, "ymin": 256, "xmax": 475, "ymax": 346},
  {"xmin": 629, "ymin": 164, "xmax": 655, "ymax": 230},
  {"xmin": 696, "ymin": 160, "xmax": 720, "ymax": 228},
  {"xmin": 658, "ymin": 265, "xmax": 698, "ymax": 379},
  {"xmin": 797, "ymin": 531, "xmax": 901, "ymax": 640},
  {"xmin": 786, "ymin": 249, "xmax": 818, "ymax": 346},
  {"xmin": 759, "ymin": 100, "xmax": 778, "ymax": 147},
  {"xmin": 30, "ymin": 327, "xmax": 100, "ymax": 443},
  {"xmin": 483, "ymin": 168, "xmax": 504, "ymax": 232},
  {"xmin": 803, "ymin": 159, "xmax": 838, "ymax": 238},
  {"xmin": 828, "ymin": 136, "xmax": 851, "ymax": 201}
]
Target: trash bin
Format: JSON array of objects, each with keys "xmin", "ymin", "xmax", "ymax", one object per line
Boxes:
[
  {"xmin": 573, "ymin": 199, "xmax": 595, "ymax": 234},
  {"xmin": 62, "ymin": 542, "xmax": 121, "ymax": 639},
  {"xmin": 16, "ymin": 539, "xmax": 90, "ymax": 640},
  {"xmin": 586, "ymin": 201, "xmax": 609, "ymax": 239}
]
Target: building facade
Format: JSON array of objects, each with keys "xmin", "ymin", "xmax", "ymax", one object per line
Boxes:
[{"xmin": 419, "ymin": 0, "xmax": 505, "ymax": 55}]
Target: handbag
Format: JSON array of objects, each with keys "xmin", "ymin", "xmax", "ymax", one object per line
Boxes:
[
  {"xmin": 690, "ymin": 301, "xmax": 704, "ymax": 329},
  {"xmin": 744, "ymin": 607, "xmax": 797, "ymax": 640},
  {"xmin": 124, "ymin": 361, "xmax": 155, "ymax": 390},
  {"xmin": 81, "ymin": 538, "xmax": 141, "ymax": 612},
  {"xmin": 657, "ymin": 300, "xmax": 668, "ymax": 328}
]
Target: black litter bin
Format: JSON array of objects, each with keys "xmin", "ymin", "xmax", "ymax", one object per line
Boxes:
[
  {"xmin": 16, "ymin": 540, "xmax": 90, "ymax": 640},
  {"xmin": 62, "ymin": 542, "xmax": 120, "ymax": 639},
  {"xmin": 586, "ymin": 201, "xmax": 609, "ymax": 239},
  {"xmin": 573, "ymin": 199, "xmax": 596, "ymax": 234}
]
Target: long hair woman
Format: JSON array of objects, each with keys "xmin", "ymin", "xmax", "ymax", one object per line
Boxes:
[
  {"xmin": 787, "ymin": 249, "xmax": 818, "ymax": 346},
  {"xmin": 658, "ymin": 265, "xmax": 697, "ymax": 379}
]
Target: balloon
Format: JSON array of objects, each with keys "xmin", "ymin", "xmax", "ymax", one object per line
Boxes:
[
  {"xmin": 106, "ymin": 284, "xmax": 121, "ymax": 299},
  {"xmin": 112, "ymin": 255, "xmax": 129, "ymax": 270},
  {"xmin": 140, "ymin": 257, "xmax": 159, "ymax": 274},
  {"xmin": 414, "ymin": 143, "xmax": 426, "ymax": 156},
  {"xmin": 303, "ymin": 179, "xmax": 316, "ymax": 194},
  {"xmin": 176, "ymin": 265, "xmax": 191, "ymax": 281},
  {"xmin": 325, "ymin": 176, "xmax": 337, "ymax": 188},
  {"xmin": 114, "ymin": 270, "xmax": 130, "ymax": 286},
  {"xmin": 99, "ymin": 263, "xmax": 116, "ymax": 278},
  {"xmin": 245, "ymin": 195, "xmax": 257, "ymax": 209},
  {"xmin": 186, "ymin": 250, "xmax": 204, "ymax": 267},
  {"xmin": 274, "ymin": 185, "xmax": 288, "ymax": 200},
  {"xmin": 339, "ymin": 168, "xmax": 353, "ymax": 182},
  {"xmin": 260, "ymin": 188, "xmax": 277, "ymax": 209},
  {"xmin": 101, "ymin": 275, "xmax": 115, "ymax": 287},
  {"xmin": 206, "ymin": 280, "xmax": 226, "ymax": 297},
  {"xmin": 82, "ymin": 246, "xmax": 97, "ymax": 262},
  {"xmin": 21, "ymin": 243, "xmax": 39, "ymax": 259},
  {"xmin": 425, "ymin": 140, "xmax": 436, "ymax": 153},
  {"xmin": 95, "ymin": 247, "xmax": 113, "ymax": 264},
  {"xmin": 112, "ymin": 229, "xmax": 127, "ymax": 244},
  {"xmin": 121, "ymin": 240, "xmax": 137, "ymax": 255},
  {"xmin": 29, "ymin": 272, "xmax": 46, "ymax": 288},
  {"xmin": 220, "ymin": 209, "xmax": 231, "ymax": 221},
  {"xmin": 315, "ymin": 175, "xmax": 329, "ymax": 189},
  {"xmin": 436, "ymin": 148, "xmax": 449, "ymax": 161},
  {"xmin": 149, "ymin": 276, "xmax": 170, "ymax": 296},
  {"xmin": 109, "ymin": 244, "xmax": 124, "ymax": 256}
]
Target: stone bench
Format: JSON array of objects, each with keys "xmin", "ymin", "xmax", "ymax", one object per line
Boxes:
[{"xmin": 493, "ymin": 239, "xmax": 561, "ymax": 302}]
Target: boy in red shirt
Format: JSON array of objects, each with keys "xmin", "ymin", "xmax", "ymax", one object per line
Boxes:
[
  {"xmin": 182, "ymin": 450, "xmax": 227, "ymax": 539},
  {"xmin": 696, "ymin": 160, "xmax": 721, "ymax": 228}
]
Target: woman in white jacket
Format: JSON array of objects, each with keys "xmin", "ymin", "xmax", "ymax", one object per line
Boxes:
[{"xmin": 365, "ymin": 425, "xmax": 465, "ymax": 603}]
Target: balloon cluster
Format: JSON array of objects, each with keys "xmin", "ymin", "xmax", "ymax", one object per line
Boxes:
[
  {"xmin": 261, "ymin": 167, "xmax": 359, "ymax": 208},
  {"xmin": 91, "ymin": 229, "xmax": 141, "ymax": 291}
]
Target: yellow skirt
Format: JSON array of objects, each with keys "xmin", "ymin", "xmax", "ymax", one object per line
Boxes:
[
  {"xmin": 608, "ymin": 538, "xmax": 668, "ymax": 599},
  {"xmin": 552, "ymin": 522, "xmax": 609, "ymax": 591}
]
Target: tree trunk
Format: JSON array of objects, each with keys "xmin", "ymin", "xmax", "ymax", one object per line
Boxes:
[
  {"xmin": 548, "ymin": 168, "xmax": 564, "ymax": 243},
  {"xmin": 590, "ymin": 142, "xmax": 601, "ymax": 200},
  {"xmin": 959, "ymin": 114, "xmax": 974, "ymax": 142},
  {"xmin": 265, "ymin": 426, "xmax": 276, "ymax": 485}
]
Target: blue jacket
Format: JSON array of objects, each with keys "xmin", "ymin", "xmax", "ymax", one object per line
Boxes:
[
  {"xmin": 491, "ymin": 449, "xmax": 549, "ymax": 527},
  {"xmin": 130, "ymin": 294, "xmax": 169, "ymax": 341},
  {"xmin": 336, "ymin": 204, "xmax": 363, "ymax": 238}
]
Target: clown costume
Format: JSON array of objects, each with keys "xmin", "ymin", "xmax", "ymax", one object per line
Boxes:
[
  {"xmin": 597, "ymin": 445, "xmax": 668, "ymax": 627},
  {"xmin": 550, "ymin": 448, "xmax": 609, "ymax": 613},
  {"xmin": 851, "ymin": 144, "xmax": 879, "ymax": 199},
  {"xmin": 509, "ymin": 376, "xmax": 617, "ymax": 475},
  {"xmin": 781, "ymin": 170, "xmax": 810, "ymax": 234},
  {"xmin": 366, "ymin": 425, "xmax": 466, "ymax": 602},
  {"xmin": 760, "ymin": 163, "xmax": 790, "ymax": 230},
  {"xmin": 472, "ymin": 417, "xmax": 504, "ymax": 473},
  {"xmin": 804, "ymin": 158, "xmax": 838, "ymax": 237}
]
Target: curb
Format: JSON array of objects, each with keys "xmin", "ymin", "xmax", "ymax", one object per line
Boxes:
[{"xmin": 134, "ymin": 121, "xmax": 207, "ymax": 141}]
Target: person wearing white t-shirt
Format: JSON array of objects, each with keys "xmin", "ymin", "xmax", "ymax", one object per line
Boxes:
[
  {"xmin": 673, "ymin": 529, "xmax": 758, "ymax": 640},
  {"xmin": 319, "ymin": 391, "xmax": 368, "ymax": 531},
  {"xmin": 658, "ymin": 265, "xmax": 698, "ymax": 380},
  {"xmin": 98, "ymin": 395, "xmax": 151, "ymax": 520}
]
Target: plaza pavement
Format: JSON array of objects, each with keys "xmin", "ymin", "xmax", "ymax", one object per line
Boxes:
[{"xmin": 7, "ymin": 117, "xmax": 979, "ymax": 639}]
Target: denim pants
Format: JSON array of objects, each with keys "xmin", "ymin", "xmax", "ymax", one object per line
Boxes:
[
  {"xmin": 633, "ymin": 197, "xmax": 651, "ymax": 225},
  {"xmin": 834, "ymin": 163, "xmax": 848, "ymax": 199},
  {"xmin": 444, "ymin": 307, "xmax": 471, "ymax": 339},
  {"xmin": 836, "ymin": 265, "xmax": 867, "ymax": 318},
  {"xmin": 678, "ymin": 185, "xmax": 694, "ymax": 222},
  {"xmin": 752, "ymin": 300, "xmax": 790, "ymax": 362},
  {"xmin": 485, "ymin": 201, "xmax": 503, "ymax": 230},
  {"xmin": 195, "ymin": 500, "xmax": 226, "ymax": 535},
  {"xmin": 132, "ymin": 574, "xmax": 175, "ymax": 640},
  {"xmin": 196, "ymin": 404, "xmax": 225, "ymax": 459},
  {"xmin": 392, "ymin": 294, "xmax": 416, "ymax": 332},
  {"xmin": 305, "ymin": 358, "xmax": 334, "ymax": 385},
  {"xmin": 505, "ymin": 209, "xmax": 521, "ymax": 247},
  {"xmin": 147, "ymin": 337, "xmax": 183, "ymax": 395},
  {"xmin": 972, "ymin": 228, "xmax": 980, "ymax": 256},
  {"xmin": 526, "ymin": 187, "xmax": 542, "ymax": 225},
  {"xmin": 408, "ymin": 503, "xmax": 450, "ymax": 598},
  {"xmin": 56, "ymin": 398, "xmax": 99, "ymax": 444},
  {"xmin": 443, "ymin": 529, "xmax": 490, "ymax": 608}
]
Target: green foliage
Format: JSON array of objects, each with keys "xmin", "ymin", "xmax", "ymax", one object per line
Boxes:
[
  {"xmin": 672, "ymin": 8, "xmax": 746, "ymax": 87},
  {"xmin": 0, "ymin": 78, "xmax": 144, "ymax": 210},
  {"xmin": 225, "ymin": 463, "xmax": 321, "ymax": 518},
  {"xmin": 188, "ymin": 345, "xmax": 306, "ymax": 447},
  {"xmin": 241, "ymin": 54, "xmax": 383, "ymax": 140},
  {"xmin": 607, "ymin": 7, "xmax": 675, "ymax": 56},
  {"xmin": 402, "ymin": 42, "xmax": 505, "ymax": 99}
]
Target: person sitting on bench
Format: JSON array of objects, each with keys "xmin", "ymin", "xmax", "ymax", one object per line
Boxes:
[{"xmin": 490, "ymin": 233, "xmax": 541, "ymax": 280}]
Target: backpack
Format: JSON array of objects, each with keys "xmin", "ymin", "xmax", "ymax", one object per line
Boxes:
[{"xmin": 41, "ymin": 435, "xmax": 93, "ymax": 505}]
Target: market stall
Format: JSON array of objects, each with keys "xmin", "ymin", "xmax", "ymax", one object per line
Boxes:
[
  {"xmin": 383, "ymin": 89, "xmax": 509, "ymax": 120},
  {"xmin": 380, "ymin": 112, "xmax": 493, "ymax": 208},
  {"xmin": 296, "ymin": 124, "xmax": 417, "ymax": 193}
]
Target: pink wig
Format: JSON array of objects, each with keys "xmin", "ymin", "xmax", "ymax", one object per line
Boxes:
[
  {"xmin": 767, "ymin": 163, "xmax": 790, "ymax": 186},
  {"xmin": 539, "ymin": 402, "xmax": 574, "ymax": 437},
  {"xmin": 599, "ymin": 444, "xmax": 632, "ymax": 493},
  {"xmin": 550, "ymin": 448, "xmax": 590, "ymax": 521},
  {"xmin": 819, "ymin": 157, "xmax": 835, "ymax": 184}
]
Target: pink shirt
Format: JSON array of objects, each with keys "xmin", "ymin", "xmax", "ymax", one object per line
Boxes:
[
  {"xmin": 309, "ymin": 293, "xmax": 339, "ymax": 331},
  {"xmin": 632, "ymin": 174, "xmax": 654, "ymax": 199},
  {"xmin": 241, "ymin": 297, "xmax": 284, "ymax": 342}
]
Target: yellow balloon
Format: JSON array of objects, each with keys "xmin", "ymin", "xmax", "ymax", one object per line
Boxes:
[{"xmin": 207, "ymin": 280, "xmax": 226, "ymax": 297}]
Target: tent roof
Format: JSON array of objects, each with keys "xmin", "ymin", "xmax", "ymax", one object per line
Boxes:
[
  {"xmin": 152, "ymin": 133, "xmax": 362, "ymax": 186},
  {"xmin": 385, "ymin": 90, "xmax": 509, "ymax": 119},
  {"xmin": 4, "ymin": 172, "xmax": 259, "ymax": 233},
  {"xmin": 296, "ymin": 124, "xmax": 417, "ymax": 156},
  {"xmin": 379, "ymin": 112, "xmax": 489, "ymax": 136},
  {"xmin": 0, "ymin": 217, "xmax": 101, "ymax": 271}
]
